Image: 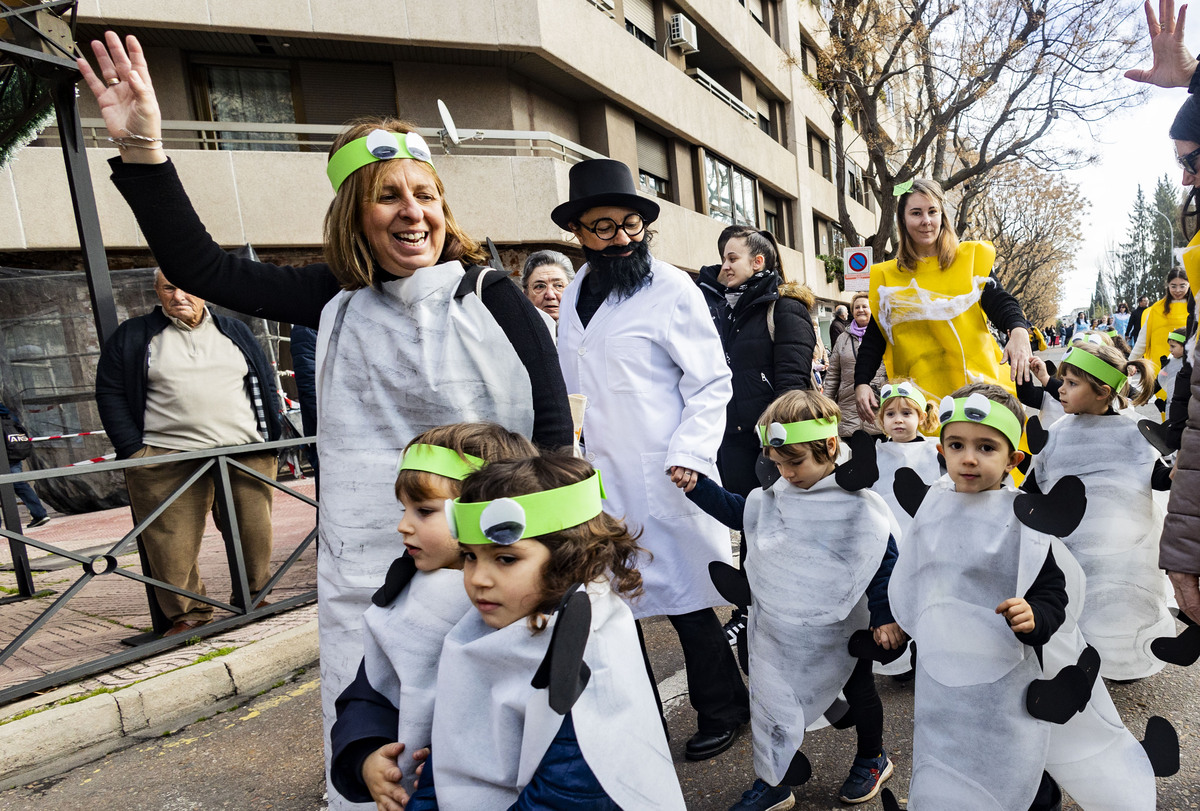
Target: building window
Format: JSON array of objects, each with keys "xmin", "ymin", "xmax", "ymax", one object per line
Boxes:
[
  {"xmin": 197, "ymin": 64, "xmax": 299, "ymax": 151},
  {"xmin": 813, "ymin": 214, "xmax": 845, "ymax": 257},
  {"xmin": 808, "ymin": 128, "xmax": 832, "ymax": 181},
  {"xmin": 636, "ymin": 126, "xmax": 671, "ymax": 199},
  {"xmin": 756, "ymin": 94, "xmax": 778, "ymax": 141},
  {"xmin": 800, "ymin": 42, "xmax": 820, "ymax": 79},
  {"xmin": 705, "ymin": 153, "xmax": 757, "ymax": 226},
  {"xmin": 625, "ymin": 0, "xmax": 657, "ymax": 49},
  {"xmin": 763, "ymin": 193, "xmax": 789, "ymax": 247}
]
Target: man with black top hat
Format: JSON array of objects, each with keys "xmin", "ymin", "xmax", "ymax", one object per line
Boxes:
[{"xmin": 552, "ymin": 158, "xmax": 750, "ymax": 760}]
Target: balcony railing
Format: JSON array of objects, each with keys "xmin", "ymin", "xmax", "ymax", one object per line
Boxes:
[{"xmin": 34, "ymin": 119, "xmax": 607, "ymax": 164}]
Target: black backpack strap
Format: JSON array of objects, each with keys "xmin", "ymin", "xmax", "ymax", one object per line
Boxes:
[{"xmin": 455, "ymin": 264, "xmax": 511, "ymax": 300}]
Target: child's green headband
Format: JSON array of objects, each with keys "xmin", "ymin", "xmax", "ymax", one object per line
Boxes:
[
  {"xmin": 397, "ymin": 444, "xmax": 485, "ymax": 480},
  {"xmin": 880, "ymin": 381, "xmax": 926, "ymax": 413},
  {"xmin": 937, "ymin": 393, "xmax": 1022, "ymax": 450},
  {"xmin": 326, "ymin": 129, "xmax": 435, "ymax": 192},
  {"xmin": 1169, "ymin": 330, "xmax": 1187, "ymax": 343},
  {"xmin": 1061, "ymin": 347, "xmax": 1127, "ymax": 392},
  {"xmin": 757, "ymin": 417, "xmax": 838, "ymax": 448},
  {"xmin": 1106, "ymin": 328, "xmax": 1119, "ymax": 337},
  {"xmin": 448, "ymin": 471, "xmax": 606, "ymax": 545}
]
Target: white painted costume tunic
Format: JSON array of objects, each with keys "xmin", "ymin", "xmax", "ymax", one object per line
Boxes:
[
  {"xmin": 872, "ymin": 439, "xmax": 940, "ymax": 547},
  {"xmin": 359, "ymin": 568, "xmax": 472, "ymax": 795},
  {"xmin": 1032, "ymin": 414, "xmax": 1173, "ymax": 680},
  {"xmin": 743, "ymin": 475, "xmax": 892, "ymax": 785},
  {"xmin": 314, "ymin": 262, "xmax": 534, "ymax": 806},
  {"xmin": 558, "ymin": 259, "xmax": 733, "ymax": 617},
  {"xmin": 430, "ymin": 582, "xmax": 686, "ymax": 809}
]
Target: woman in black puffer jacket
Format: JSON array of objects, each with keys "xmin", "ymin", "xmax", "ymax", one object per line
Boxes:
[{"xmin": 697, "ymin": 226, "xmax": 815, "ymax": 497}]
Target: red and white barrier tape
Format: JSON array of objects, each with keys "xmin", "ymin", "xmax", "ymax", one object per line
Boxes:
[
  {"xmin": 69, "ymin": 453, "xmax": 116, "ymax": 467},
  {"xmin": 31, "ymin": 430, "xmax": 107, "ymax": 442}
]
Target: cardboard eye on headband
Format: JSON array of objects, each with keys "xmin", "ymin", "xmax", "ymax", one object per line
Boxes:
[
  {"xmin": 326, "ymin": 129, "xmax": 435, "ymax": 192},
  {"xmin": 880, "ymin": 382, "xmax": 927, "ymax": 413},
  {"xmin": 448, "ymin": 471, "xmax": 606, "ymax": 545},
  {"xmin": 396, "ymin": 444, "xmax": 485, "ymax": 480},
  {"xmin": 937, "ymin": 392, "xmax": 1023, "ymax": 449},
  {"xmin": 757, "ymin": 417, "xmax": 839, "ymax": 448},
  {"xmin": 1061, "ymin": 347, "xmax": 1127, "ymax": 392}
]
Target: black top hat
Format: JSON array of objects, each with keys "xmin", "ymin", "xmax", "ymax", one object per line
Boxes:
[{"xmin": 551, "ymin": 159, "xmax": 661, "ymax": 229}]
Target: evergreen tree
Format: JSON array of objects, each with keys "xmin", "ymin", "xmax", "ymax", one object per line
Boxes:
[
  {"xmin": 1150, "ymin": 174, "xmax": 1181, "ymax": 282},
  {"xmin": 1111, "ymin": 186, "xmax": 1153, "ymax": 306},
  {"xmin": 1090, "ymin": 271, "xmax": 1110, "ymax": 317}
]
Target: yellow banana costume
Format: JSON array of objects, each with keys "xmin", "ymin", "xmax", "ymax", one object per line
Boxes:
[
  {"xmin": 1183, "ymin": 229, "xmax": 1200, "ymax": 296},
  {"xmin": 869, "ymin": 241, "xmax": 1015, "ymax": 401}
]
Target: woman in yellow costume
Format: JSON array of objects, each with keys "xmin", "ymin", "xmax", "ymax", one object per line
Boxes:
[
  {"xmin": 1129, "ymin": 268, "xmax": 1192, "ymax": 396},
  {"xmin": 854, "ymin": 178, "xmax": 1032, "ymax": 423}
]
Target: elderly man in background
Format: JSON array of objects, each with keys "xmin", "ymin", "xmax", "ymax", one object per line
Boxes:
[
  {"xmin": 553, "ymin": 158, "xmax": 750, "ymax": 761},
  {"xmin": 828, "ymin": 303, "xmax": 851, "ymax": 349},
  {"xmin": 96, "ymin": 270, "xmax": 282, "ymax": 637}
]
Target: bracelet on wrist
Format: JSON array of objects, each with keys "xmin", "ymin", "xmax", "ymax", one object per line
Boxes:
[{"xmin": 107, "ymin": 136, "xmax": 163, "ymax": 150}]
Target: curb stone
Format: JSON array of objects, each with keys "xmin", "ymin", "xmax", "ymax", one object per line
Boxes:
[{"xmin": 0, "ymin": 619, "xmax": 318, "ymax": 789}]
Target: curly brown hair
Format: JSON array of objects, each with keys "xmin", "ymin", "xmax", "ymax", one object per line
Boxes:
[
  {"xmin": 457, "ymin": 454, "xmax": 645, "ymax": 630},
  {"xmin": 395, "ymin": 422, "xmax": 537, "ymax": 503},
  {"xmin": 324, "ymin": 117, "xmax": 487, "ymax": 289}
]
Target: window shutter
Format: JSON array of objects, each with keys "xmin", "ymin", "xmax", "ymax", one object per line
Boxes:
[
  {"xmin": 299, "ymin": 61, "xmax": 396, "ymax": 125},
  {"xmin": 636, "ymin": 127, "xmax": 670, "ymax": 180},
  {"xmin": 625, "ymin": 0, "xmax": 656, "ymax": 38},
  {"xmin": 747, "ymin": 0, "xmax": 764, "ymax": 21}
]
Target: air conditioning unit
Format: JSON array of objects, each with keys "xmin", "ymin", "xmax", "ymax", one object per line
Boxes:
[{"xmin": 669, "ymin": 13, "xmax": 700, "ymax": 54}]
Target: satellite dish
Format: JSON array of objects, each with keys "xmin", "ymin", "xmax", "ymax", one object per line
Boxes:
[{"xmin": 437, "ymin": 99, "xmax": 461, "ymax": 146}]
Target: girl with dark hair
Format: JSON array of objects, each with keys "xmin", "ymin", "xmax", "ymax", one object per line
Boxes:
[
  {"xmin": 1129, "ymin": 268, "xmax": 1193, "ymax": 414},
  {"xmin": 407, "ymin": 454, "xmax": 685, "ymax": 810}
]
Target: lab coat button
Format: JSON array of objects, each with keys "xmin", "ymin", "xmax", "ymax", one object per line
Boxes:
[{"xmin": 578, "ymin": 347, "xmax": 587, "ymax": 356}]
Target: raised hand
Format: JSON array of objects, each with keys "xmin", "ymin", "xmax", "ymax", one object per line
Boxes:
[
  {"xmin": 1125, "ymin": 0, "xmax": 1198, "ymax": 88},
  {"xmin": 76, "ymin": 32, "xmax": 165, "ymax": 164}
]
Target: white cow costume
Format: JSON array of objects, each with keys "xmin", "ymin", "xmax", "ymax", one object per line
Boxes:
[
  {"xmin": 1031, "ymin": 413, "xmax": 1175, "ymax": 680},
  {"xmin": 558, "ymin": 258, "xmax": 733, "ymax": 617}
]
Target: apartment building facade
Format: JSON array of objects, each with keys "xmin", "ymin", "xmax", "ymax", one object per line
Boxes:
[{"xmin": 4, "ymin": 0, "xmax": 900, "ymax": 332}]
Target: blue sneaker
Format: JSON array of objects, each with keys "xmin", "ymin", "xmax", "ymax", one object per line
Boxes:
[
  {"xmin": 838, "ymin": 749, "xmax": 894, "ymax": 804},
  {"xmin": 728, "ymin": 778, "xmax": 794, "ymax": 811}
]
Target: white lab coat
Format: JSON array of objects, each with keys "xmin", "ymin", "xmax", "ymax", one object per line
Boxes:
[{"xmin": 558, "ymin": 258, "xmax": 733, "ymax": 618}]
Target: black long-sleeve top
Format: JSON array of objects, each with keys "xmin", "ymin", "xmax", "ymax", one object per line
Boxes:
[
  {"xmin": 853, "ymin": 272, "xmax": 1029, "ymax": 386},
  {"xmin": 1015, "ymin": 548, "xmax": 1067, "ymax": 648},
  {"xmin": 685, "ymin": 475, "xmax": 899, "ymax": 628},
  {"xmin": 107, "ymin": 159, "xmax": 572, "ymax": 449}
]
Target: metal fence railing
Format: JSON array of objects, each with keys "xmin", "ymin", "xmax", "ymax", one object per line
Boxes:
[{"xmin": 0, "ymin": 436, "xmax": 317, "ymax": 705}]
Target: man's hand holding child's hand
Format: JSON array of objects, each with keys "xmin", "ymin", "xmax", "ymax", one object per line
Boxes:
[
  {"xmin": 873, "ymin": 622, "xmax": 906, "ymax": 650},
  {"xmin": 996, "ymin": 597, "xmax": 1035, "ymax": 634},
  {"xmin": 363, "ymin": 742, "xmax": 408, "ymax": 811}
]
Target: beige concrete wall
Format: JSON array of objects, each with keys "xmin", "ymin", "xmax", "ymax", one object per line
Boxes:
[
  {"xmin": 394, "ymin": 64, "xmax": 515, "ymax": 131},
  {"xmin": 510, "ymin": 81, "xmax": 580, "ymax": 143}
]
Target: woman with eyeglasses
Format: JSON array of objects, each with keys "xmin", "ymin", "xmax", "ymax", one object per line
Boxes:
[
  {"xmin": 696, "ymin": 226, "xmax": 815, "ymax": 497},
  {"xmin": 78, "ymin": 32, "xmax": 571, "ymax": 810}
]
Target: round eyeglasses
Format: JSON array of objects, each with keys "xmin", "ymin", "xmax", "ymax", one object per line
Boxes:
[{"xmin": 579, "ymin": 214, "xmax": 645, "ymax": 240}]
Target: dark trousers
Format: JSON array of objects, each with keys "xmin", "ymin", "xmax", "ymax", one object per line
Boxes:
[
  {"xmin": 717, "ymin": 431, "xmax": 762, "ymax": 499},
  {"xmin": 652, "ymin": 607, "xmax": 750, "ymax": 734},
  {"xmin": 844, "ymin": 656, "xmax": 884, "ymax": 759},
  {"xmin": 9, "ymin": 462, "xmax": 47, "ymax": 521}
]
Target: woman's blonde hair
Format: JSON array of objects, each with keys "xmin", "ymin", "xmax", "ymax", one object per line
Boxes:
[
  {"xmin": 850, "ymin": 291, "xmax": 870, "ymax": 310},
  {"xmin": 875, "ymin": 378, "xmax": 940, "ymax": 435},
  {"xmin": 1058, "ymin": 344, "xmax": 1154, "ymax": 409},
  {"xmin": 895, "ymin": 178, "xmax": 959, "ymax": 272},
  {"xmin": 323, "ymin": 117, "xmax": 487, "ymax": 290},
  {"xmin": 757, "ymin": 390, "xmax": 842, "ymax": 464}
]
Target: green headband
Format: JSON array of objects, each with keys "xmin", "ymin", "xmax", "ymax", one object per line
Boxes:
[
  {"xmin": 326, "ymin": 129, "xmax": 435, "ymax": 192},
  {"xmin": 1169, "ymin": 331, "xmax": 1187, "ymax": 343},
  {"xmin": 397, "ymin": 444, "xmax": 485, "ymax": 480},
  {"xmin": 880, "ymin": 382, "xmax": 927, "ymax": 413},
  {"xmin": 1060, "ymin": 347, "xmax": 1127, "ymax": 392},
  {"xmin": 937, "ymin": 393, "xmax": 1023, "ymax": 450},
  {"xmin": 449, "ymin": 471, "xmax": 606, "ymax": 545},
  {"xmin": 757, "ymin": 418, "xmax": 839, "ymax": 448}
]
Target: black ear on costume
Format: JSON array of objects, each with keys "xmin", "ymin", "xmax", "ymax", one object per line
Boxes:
[
  {"xmin": 880, "ymin": 788, "xmax": 902, "ymax": 811},
  {"xmin": 709, "ymin": 561, "xmax": 752, "ymax": 609},
  {"xmin": 1139, "ymin": 418, "xmax": 1175, "ymax": 457},
  {"xmin": 1024, "ymin": 415, "xmax": 1049, "ymax": 456},
  {"xmin": 1043, "ymin": 360, "xmax": 1057, "ymax": 377},
  {"xmin": 1019, "ymin": 467, "xmax": 1041, "ymax": 494},
  {"xmin": 531, "ymin": 588, "xmax": 593, "ymax": 714},
  {"xmin": 893, "ymin": 467, "xmax": 930, "ymax": 518},
  {"xmin": 1150, "ymin": 621, "xmax": 1200, "ymax": 667},
  {"xmin": 371, "ymin": 554, "xmax": 419, "ymax": 607},
  {"xmin": 847, "ymin": 629, "xmax": 907, "ymax": 665},
  {"xmin": 1141, "ymin": 715, "xmax": 1180, "ymax": 777},
  {"xmin": 1025, "ymin": 644, "xmax": 1099, "ymax": 724},
  {"xmin": 1013, "ymin": 475, "xmax": 1086, "ymax": 536},
  {"xmin": 781, "ymin": 751, "xmax": 812, "ymax": 786},
  {"xmin": 754, "ymin": 454, "xmax": 781, "ymax": 489},
  {"xmin": 822, "ymin": 696, "xmax": 855, "ymax": 730},
  {"xmin": 834, "ymin": 430, "xmax": 879, "ymax": 492}
]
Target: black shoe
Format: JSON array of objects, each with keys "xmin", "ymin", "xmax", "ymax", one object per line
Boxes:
[
  {"xmin": 685, "ymin": 726, "xmax": 741, "ymax": 761},
  {"xmin": 27, "ymin": 516, "xmax": 50, "ymax": 528}
]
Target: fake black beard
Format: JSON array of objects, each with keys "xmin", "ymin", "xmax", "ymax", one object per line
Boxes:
[{"xmin": 580, "ymin": 237, "xmax": 653, "ymax": 302}]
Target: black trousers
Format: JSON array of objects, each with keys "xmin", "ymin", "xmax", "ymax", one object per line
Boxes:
[
  {"xmin": 844, "ymin": 656, "xmax": 884, "ymax": 759},
  {"xmin": 717, "ymin": 430, "xmax": 762, "ymax": 498},
  {"xmin": 640, "ymin": 607, "xmax": 751, "ymax": 735}
]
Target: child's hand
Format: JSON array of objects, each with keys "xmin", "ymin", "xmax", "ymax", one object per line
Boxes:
[
  {"xmin": 873, "ymin": 622, "xmax": 906, "ymax": 650},
  {"xmin": 996, "ymin": 597, "xmax": 1035, "ymax": 633},
  {"xmin": 410, "ymin": 747, "xmax": 431, "ymax": 791},
  {"xmin": 668, "ymin": 465, "xmax": 699, "ymax": 492},
  {"xmin": 363, "ymin": 742, "xmax": 408, "ymax": 811},
  {"xmin": 1029, "ymin": 356, "xmax": 1050, "ymax": 386}
]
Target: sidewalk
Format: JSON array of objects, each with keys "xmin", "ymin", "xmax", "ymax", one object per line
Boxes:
[{"xmin": 0, "ymin": 476, "xmax": 320, "ymax": 788}]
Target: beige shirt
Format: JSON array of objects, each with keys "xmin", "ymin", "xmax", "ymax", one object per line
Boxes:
[{"xmin": 141, "ymin": 309, "xmax": 262, "ymax": 451}]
